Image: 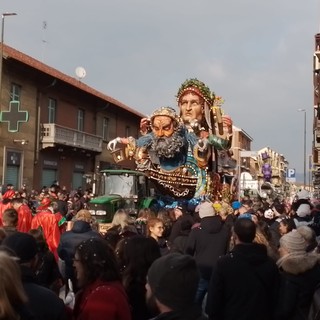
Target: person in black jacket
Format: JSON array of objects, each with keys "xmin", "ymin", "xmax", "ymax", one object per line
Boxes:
[
  {"xmin": 185, "ymin": 201, "xmax": 230, "ymax": 306},
  {"xmin": 116, "ymin": 235, "xmax": 161, "ymax": 320},
  {"xmin": 2, "ymin": 232, "xmax": 67, "ymax": 320},
  {"xmin": 276, "ymin": 229, "xmax": 320, "ymax": 320},
  {"xmin": 29, "ymin": 228, "xmax": 63, "ymax": 295},
  {"xmin": 0, "ymin": 250, "xmax": 33, "ymax": 320},
  {"xmin": 57, "ymin": 209, "xmax": 101, "ymax": 292},
  {"xmin": 206, "ymin": 217, "xmax": 280, "ymax": 320},
  {"xmin": 146, "ymin": 253, "xmax": 207, "ymax": 320}
]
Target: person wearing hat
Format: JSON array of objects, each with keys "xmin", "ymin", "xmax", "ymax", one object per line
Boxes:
[
  {"xmin": 0, "ymin": 191, "xmax": 14, "ymax": 226},
  {"xmin": 146, "ymin": 253, "xmax": 207, "ymax": 320},
  {"xmin": 1, "ymin": 232, "xmax": 67, "ymax": 319},
  {"xmin": 2, "ymin": 186, "xmax": 15, "ymax": 200},
  {"xmin": 31, "ymin": 197, "xmax": 61, "ymax": 260},
  {"xmin": 58, "ymin": 209, "xmax": 101, "ymax": 292},
  {"xmin": 185, "ymin": 201, "xmax": 230, "ymax": 306},
  {"xmin": 206, "ymin": 218, "xmax": 280, "ymax": 320},
  {"xmin": 232, "ymin": 201, "xmax": 241, "ymax": 209},
  {"xmin": 275, "ymin": 230, "xmax": 320, "ymax": 319},
  {"xmin": 291, "ymin": 189, "xmax": 313, "ymax": 228},
  {"xmin": 168, "ymin": 204, "xmax": 194, "ymax": 244}
]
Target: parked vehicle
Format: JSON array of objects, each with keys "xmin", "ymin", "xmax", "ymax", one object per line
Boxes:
[{"xmin": 89, "ymin": 169, "xmax": 157, "ymax": 227}]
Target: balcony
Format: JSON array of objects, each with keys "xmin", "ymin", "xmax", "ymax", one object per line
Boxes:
[
  {"xmin": 272, "ymin": 168, "xmax": 280, "ymax": 176},
  {"xmin": 41, "ymin": 123, "xmax": 103, "ymax": 152}
]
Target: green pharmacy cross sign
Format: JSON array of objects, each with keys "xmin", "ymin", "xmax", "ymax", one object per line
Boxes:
[{"xmin": 0, "ymin": 101, "xmax": 29, "ymax": 132}]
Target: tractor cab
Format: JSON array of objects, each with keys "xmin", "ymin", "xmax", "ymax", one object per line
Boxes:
[{"xmin": 89, "ymin": 170, "xmax": 156, "ymax": 228}]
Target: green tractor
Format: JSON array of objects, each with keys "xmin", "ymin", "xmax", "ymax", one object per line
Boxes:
[{"xmin": 89, "ymin": 169, "xmax": 157, "ymax": 231}]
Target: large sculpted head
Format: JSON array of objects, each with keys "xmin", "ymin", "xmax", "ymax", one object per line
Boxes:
[
  {"xmin": 150, "ymin": 107, "xmax": 186, "ymax": 158},
  {"xmin": 176, "ymin": 78, "xmax": 215, "ymax": 128}
]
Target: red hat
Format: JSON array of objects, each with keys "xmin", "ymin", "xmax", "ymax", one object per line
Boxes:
[
  {"xmin": 2, "ymin": 190, "xmax": 15, "ymax": 200},
  {"xmin": 40, "ymin": 197, "xmax": 51, "ymax": 208}
]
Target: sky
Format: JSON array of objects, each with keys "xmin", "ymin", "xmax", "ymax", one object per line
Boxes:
[{"xmin": 3, "ymin": 0, "xmax": 320, "ymax": 177}]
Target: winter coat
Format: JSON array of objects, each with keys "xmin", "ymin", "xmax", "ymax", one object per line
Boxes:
[
  {"xmin": 126, "ymin": 277, "xmax": 153, "ymax": 320},
  {"xmin": 168, "ymin": 214, "xmax": 194, "ymax": 244},
  {"xmin": 276, "ymin": 253, "xmax": 320, "ymax": 320},
  {"xmin": 21, "ymin": 265, "xmax": 67, "ymax": 320},
  {"xmin": 206, "ymin": 243, "xmax": 280, "ymax": 320},
  {"xmin": 170, "ymin": 234, "xmax": 189, "ymax": 254},
  {"xmin": 73, "ymin": 280, "xmax": 131, "ymax": 320},
  {"xmin": 185, "ymin": 215, "xmax": 230, "ymax": 280},
  {"xmin": 34, "ymin": 248, "xmax": 63, "ymax": 294},
  {"xmin": 58, "ymin": 220, "xmax": 101, "ymax": 289}
]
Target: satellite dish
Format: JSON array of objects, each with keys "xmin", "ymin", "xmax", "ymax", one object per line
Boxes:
[{"xmin": 75, "ymin": 66, "xmax": 86, "ymax": 80}]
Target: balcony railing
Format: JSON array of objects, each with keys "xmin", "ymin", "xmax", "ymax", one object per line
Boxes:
[{"xmin": 41, "ymin": 123, "xmax": 103, "ymax": 152}]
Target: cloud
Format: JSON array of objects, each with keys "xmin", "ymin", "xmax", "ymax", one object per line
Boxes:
[{"xmin": 5, "ymin": 0, "xmax": 319, "ymax": 175}]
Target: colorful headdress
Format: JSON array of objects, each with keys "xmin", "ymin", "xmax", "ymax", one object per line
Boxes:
[{"xmin": 176, "ymin": 78, "xmax": 215, "ymax": 106}]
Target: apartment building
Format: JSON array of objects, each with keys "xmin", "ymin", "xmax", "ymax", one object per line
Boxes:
[{"xmin": 0, "ymin": 45, "xmax": 143, "ymax": 191}]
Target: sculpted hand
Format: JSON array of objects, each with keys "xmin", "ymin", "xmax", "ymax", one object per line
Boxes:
[
  {"xmin": 197, "ymin": 138, "xmax": 209, "ymax": 152},
  {"xmin": 107, "ymin": 137, "xmax": 120, "ymax": 151}
]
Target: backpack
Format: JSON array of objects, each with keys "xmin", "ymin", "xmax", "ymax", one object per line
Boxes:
[{"xmin": 308, "ymin": 283, "xmax": 320, "ymax": 320}]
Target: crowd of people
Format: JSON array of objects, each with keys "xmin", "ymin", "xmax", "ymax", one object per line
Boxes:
[{"xmin": 1, "ymin": 182, "xmax": 320, "ymax": 319}]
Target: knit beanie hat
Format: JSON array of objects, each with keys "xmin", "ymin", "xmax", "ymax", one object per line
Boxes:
[
  {"xmin": 198, "ymin": 201, "xmax": 215, "ymax": 219},
  {"xmin": 279, "ymin": 230, "xmax": 307, "ymax": 254},
  {"xmin": 296, "ymin": 203, "xmax": 311, "ymax": 218},
  {"xmin": 297, "ymin": 190, "xmax": 310, "ymax": 200},
  {"xmin": 2, "ymin": 232, "xmax": 38, "ymax": 263},
  {"xmin": 232, "ymin": 201, "xmax": 241, "ymax": 210},
  {"xmin": 147, "ymin": 253, "xmax": 199, "ymax": 311},
  {"xmin": 213, "ymin": 203, "xmax": 222, "ymax": 213}
]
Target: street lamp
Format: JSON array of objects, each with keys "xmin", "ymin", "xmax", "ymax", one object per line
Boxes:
[
  {"xmin": 298, "ymin": 108, "xmax": 307, "ymax": 188},
  {"xmin": 0, "ymin": 12, "xmax": 17, "ymax": 111}
]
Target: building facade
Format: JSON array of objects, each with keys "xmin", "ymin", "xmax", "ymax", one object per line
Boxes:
[
  {"xmin": 255, "ymin": 147, "xmax": 289, "ymax": 197},
  {"xmin": 231, "ymin": 126, "xmax": 253, "ymax": 175},
  {"xmin": 0, "ymin": 45, "xmax": 143, "ymax": 192},
  {"xmin": 313, "ymin": 34, "xmax": 320, "ymax": 189}
]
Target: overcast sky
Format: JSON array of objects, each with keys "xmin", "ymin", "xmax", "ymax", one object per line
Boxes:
[{"xmin": 4, "ymin": 0, "xmax": 320, "ymax": 177}]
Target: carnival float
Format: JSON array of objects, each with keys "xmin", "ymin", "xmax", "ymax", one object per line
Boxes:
[{"xmin": 106, "ymin": 78, "xmax": 237, "ymax": 209}]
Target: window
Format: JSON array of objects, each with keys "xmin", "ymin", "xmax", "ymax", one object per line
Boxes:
[
  {"xmin": 125, "ymin": 126, "xmax": 130, "ymax": 137},
  {"xmin": 102, "ymin": 117, "xmax": 109, "ymax": 140},
  {"xmin": 48, "ymin": 98, "xmax": 56, "ymax": 123},
  {"xmin": 77, "ymin": 109, "xmax": 84, "ymax": 131},
  {"xmin": 10, "ymin": 83, "xmax": 21, "ymax": 102}
]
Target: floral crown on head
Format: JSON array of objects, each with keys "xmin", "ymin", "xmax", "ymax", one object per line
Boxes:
[{"xmin": 176, "ymin": 78, "xmax": 215, "ymax": 106}]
